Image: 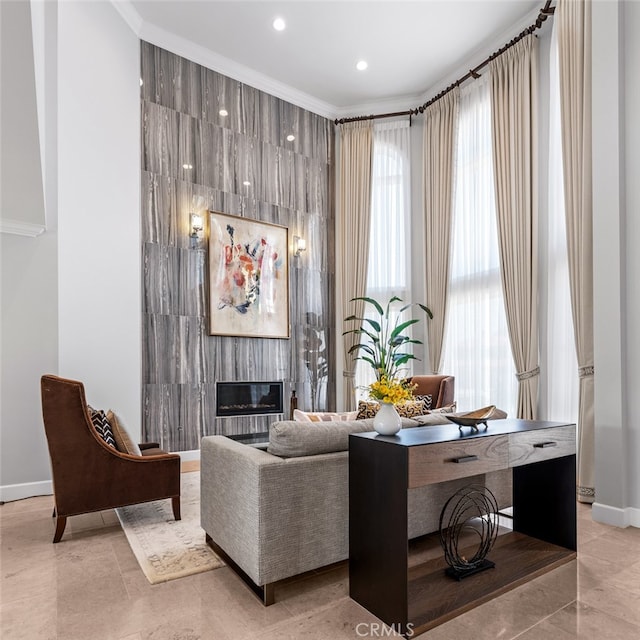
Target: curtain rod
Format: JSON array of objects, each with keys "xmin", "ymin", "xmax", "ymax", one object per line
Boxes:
[{"xmin": 334, "ymin": 1, "xmax": 555, "ymax": 126}]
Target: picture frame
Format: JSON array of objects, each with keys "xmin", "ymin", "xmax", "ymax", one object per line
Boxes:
[{"xmin": 208, "ymin": 211, "xmax": 289, "ymax": 338}]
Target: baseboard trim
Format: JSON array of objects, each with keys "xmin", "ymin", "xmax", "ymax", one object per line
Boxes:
[
  {"xmin": 592, "ymin": 502, "xmax": 640, "ymax": 528},
  {"xmin": 0, "ymin": 480, "xmax": 53, "ymax": 503}
]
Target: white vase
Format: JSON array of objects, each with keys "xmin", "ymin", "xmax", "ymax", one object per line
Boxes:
[{"xmin": 373, "ymin": 402, "xmax": 402, "ymax": 436}]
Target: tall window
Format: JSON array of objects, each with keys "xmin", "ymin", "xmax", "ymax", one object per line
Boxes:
[
  {"xmin": 543, "ymin": 23, "xmax": 578, "ymax": 422},
  {"xmin": 442, "ymin": 78, "xmax": 517, "ymax": 414},
  {"xmin": 355, "ymin": 120, "xmax": 412, "ymax": 399}
]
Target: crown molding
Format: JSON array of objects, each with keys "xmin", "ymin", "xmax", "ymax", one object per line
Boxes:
[
  {"xmin": 110, "ymin": 1, "xmax": 548, "ymax": 125},
  {"xmin": 411, "ymin": 4, "xmax": 547, "ymax": 107},
  {"xmin": 0, "ymin": 219, "xmax": 46, "ymax": 237},
  {"xmin": 111, "ymin": 0, "xmax": 144, "ymax": 36},
  {"xmin": 112, "ymin": 1, "xmax": 338, "ymax": 119},
  {"xmin": 335, "ymin": 4, "xmax": 548, "ymax": 121}
]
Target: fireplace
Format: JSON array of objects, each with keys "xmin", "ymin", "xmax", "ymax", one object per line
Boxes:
[{"xmin": 216, "ymin": 381, "xmax": 284, "ymax": 418}]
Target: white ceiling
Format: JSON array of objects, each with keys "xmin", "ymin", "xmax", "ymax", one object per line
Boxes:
[{"xmin": 124, "ymin": 0, "xmax": 544, "ymax": 118}]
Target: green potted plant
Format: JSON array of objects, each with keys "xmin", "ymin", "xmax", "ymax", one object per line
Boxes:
[{"xmin": 343, "ymin": 296, "xmax": 432, "ymax": 435}]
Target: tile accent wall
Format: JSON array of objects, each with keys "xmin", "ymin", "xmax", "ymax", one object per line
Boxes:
[{"xmin": 140, "ymin": 42, "xmax": 335, "ymax": 450}]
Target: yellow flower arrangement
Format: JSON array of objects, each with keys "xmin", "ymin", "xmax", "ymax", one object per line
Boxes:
[{"xmin": 369, "ymin": 376, "xmax": 415, "ymax": 405}]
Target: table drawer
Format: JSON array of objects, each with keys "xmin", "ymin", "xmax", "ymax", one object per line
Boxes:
[
  {"xmin": 509, "ymin": 425, "xmax": 576, "ymax": 467},
  {"xmin": 408, "ymin": 435, "xmax": 509, "ymax": 488}
]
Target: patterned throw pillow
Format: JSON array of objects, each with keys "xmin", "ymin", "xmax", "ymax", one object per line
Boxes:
[
  {"xmin": 429, "ymin": 403, "xmax": 457, "ymax": 413},
  {"xmin": 89, "ymin": 407, "xmax": 116, "ymax": 448},
  {"xmin": 415, "ymin": 394, "xmax": 433, "ymax": 412},
  {"xmin": 356, "ymin": 401, "xmax": 380, "ymax": 419},
  {"xmin": 356, "ymin": 400, "xmax": 429, "ymax": 420},
  {"xmin": 293, "ymin": 409, "xmax": 358, "ymax": 423},
  {"xmin": 397, "ymin": 400, "xmax": 429, "ymax": 418}
]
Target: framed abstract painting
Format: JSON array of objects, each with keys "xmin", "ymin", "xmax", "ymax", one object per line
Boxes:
[{"xmin": 208, "ymin": 211, "xmax": 290, "ymax": 338}]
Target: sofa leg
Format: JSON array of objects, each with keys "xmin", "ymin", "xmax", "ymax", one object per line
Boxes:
[
  {"xmin": 53, "ymin": 515, "xmax": 67, "ymax": 543},
  {"xmin": 172, "ymin": 496, "xmax": 181, "ymax": 521},
  {"xmin": 205, "ymin": 533, "xmax": 276, "ymax": 606},
  {"xmin": 262, "ymin": 583, "xmax": 275, "ymax": 606}
]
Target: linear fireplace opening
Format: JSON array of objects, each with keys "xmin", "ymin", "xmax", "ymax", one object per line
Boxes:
[{"xmin": 216, "ymin": 381, "xmax": 284, "ymax": 418}]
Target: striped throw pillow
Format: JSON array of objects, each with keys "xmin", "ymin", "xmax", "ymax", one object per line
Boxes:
[{"xmin": 89, "ymin": 406, "xmax": 116, "ymax": 448}]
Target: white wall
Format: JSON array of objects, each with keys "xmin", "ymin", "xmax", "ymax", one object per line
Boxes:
[
  {"xmin": 623, "ymin": 0, "xmax": 640, "ymax": 516},
  {"xmin": 0, "ymin": 0, "xmax": 57, "ymax": 501},
  {"xmin": 57, "ymin": 0, "xmax": 141, "ymax": 437},
  {"xmin": 0, "ymin": 0, "xmax": 46, "ymax": 233},
  {"xmin": 0, "ymin": 232, "xmax": 58, "ymax": 500},
  {"xmin": 1, "ymin": 0, "xmax": 140, "ymax": 500},
  {"xmin": 592, "ymin": 0, "xmax": 639, "ymax": 527}
]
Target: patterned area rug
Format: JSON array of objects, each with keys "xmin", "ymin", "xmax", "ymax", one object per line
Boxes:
[{"xmin": 116, "ymin": 471, "xmax": 224, "ymax": 584}]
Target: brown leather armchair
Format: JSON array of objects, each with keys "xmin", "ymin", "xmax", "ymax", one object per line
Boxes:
[
  {"xmin": 404, "ymin": 375, "xmax": 455, "ymax": 408},
  {"xmin": 41, "ymin": 375, "xmax": 181, "ymax": 542}
]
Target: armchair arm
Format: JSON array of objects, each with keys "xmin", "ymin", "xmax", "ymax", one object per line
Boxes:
[{"xmin": 139, "ymin": 442, "xmax": 162, "ymax": 450}]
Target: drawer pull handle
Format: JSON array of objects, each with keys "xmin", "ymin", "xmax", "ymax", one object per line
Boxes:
[
  {"xmin": 533, "ymin": 441, "xmax": 557, "ymax": 448},
  {"xmin": 453, "ymin": 455, "xmax": 479, "ymax": 463}
]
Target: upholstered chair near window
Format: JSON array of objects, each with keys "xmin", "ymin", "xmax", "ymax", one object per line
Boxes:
[{"xmin": 404, "ymin": 375, "xmax": 455, "ymax": 409}]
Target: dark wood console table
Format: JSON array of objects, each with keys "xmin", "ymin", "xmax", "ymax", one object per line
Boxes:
[{"xmin": 349, "ymin": 419, "xmax": 576, "ymax": 637}]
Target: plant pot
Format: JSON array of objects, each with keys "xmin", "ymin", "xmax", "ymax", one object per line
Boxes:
[{"xmin": 373, "ymin": 402, "xmax": 402, "ymax": 436}]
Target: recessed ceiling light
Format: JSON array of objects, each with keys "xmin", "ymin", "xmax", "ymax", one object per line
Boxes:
[
  {"xmin": 272, "ymin": 17, "xmax": 286, "ymax": 31},
  {"xmin": 243, "ymin": 180, "xmax": 251, "ymax": 187},
  {"xmin": 286, "ymin": 134, "xmax": 295, "ymax": 142},
  {"xmin": 139, "ymin": 78, "xmax": 143, "ymax": 87},
  {"xmin": 356, "ymin": 60, "xmax": 368, "ymax": 71},
  {"xmin": 219, "ymin": 109, "xmax": 228, "ymax": 117},
  {"xmin": 182, "ymin": 164, "xmax": 193, "ymax": 170}
]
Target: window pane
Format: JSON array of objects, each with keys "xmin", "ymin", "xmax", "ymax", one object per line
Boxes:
[
  {"xmin": 356, "ymin": 121, "xmax": 412, "ymax": 401},
  {"xmin": 443, "ymin": 78, "xmax": 517, "ymax": 415},
  {"xmin": 543, "ymin": 23, "xmax": 578, "ymax": 423}
]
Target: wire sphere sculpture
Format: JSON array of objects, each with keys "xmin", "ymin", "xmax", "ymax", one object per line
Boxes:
[{"xmin": 438, "ymin": 484, "xmax": 499, "ymax": 580}]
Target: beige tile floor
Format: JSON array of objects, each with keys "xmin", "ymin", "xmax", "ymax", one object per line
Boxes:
[{"xmin": 2, "ymin": 473, "xmax": 639, "ymax": 640}]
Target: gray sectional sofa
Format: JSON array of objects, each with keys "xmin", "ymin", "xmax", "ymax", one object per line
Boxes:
[{"xmin": 200, "ymin": 416, "xmax": 512, "ymax": 605}]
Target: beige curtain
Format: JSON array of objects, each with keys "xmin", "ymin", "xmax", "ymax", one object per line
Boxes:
[
  {"xmin": 490, "ymin": 35, "xmax": 540, "ymax": 420},
  {"xmin": 339, "ymin": 121, "xmax": 373, "ymax": 410},
  {"xmin": 423, "ymin": 89, "xmax": 459, "ymax": 374},
  {"xmin": 557, "ymin": 0, "xmax": 594, "ymax": 503}
]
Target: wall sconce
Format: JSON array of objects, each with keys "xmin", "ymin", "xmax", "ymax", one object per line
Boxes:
[
  {"xmin": 190, "ymin": 213, "xmax": 203, "ymax": 238},
  {"xmin": 293, "ymin": 235, "xmax": 306, "ymax": 258}
]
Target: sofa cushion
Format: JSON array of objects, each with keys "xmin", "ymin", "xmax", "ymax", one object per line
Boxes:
[
  {"xmin": 293, "ymin": 409, "xmax": 358, "ymax": 423},
  {"xmin": 415, "ymin": 394, "xmax": 433, "ymax": 411},
  {"xmin": 428, "ymin": 402, "xmax": 457, "ymax": 414},
  {"xmin": 267, "ymin": 418, "xmax": 420, "ymax": 458},
  {"xmin": 411, "ymin": 405, "xmax": 505, "ymax": 427},
  {"xmin": 411, "ymin": 413, "xmax": 456, "ymax": 426}
]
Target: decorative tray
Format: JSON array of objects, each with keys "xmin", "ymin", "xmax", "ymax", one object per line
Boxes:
[{"xmin": 445, "ymin": 405, "xmax": 496, "ymax": 431}]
